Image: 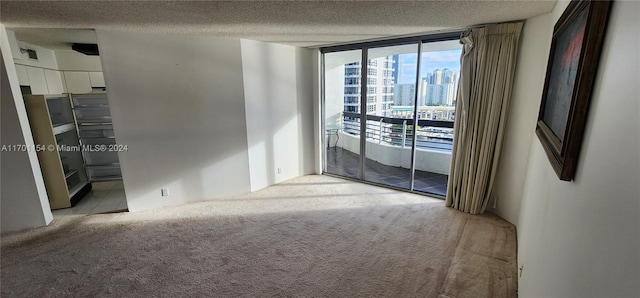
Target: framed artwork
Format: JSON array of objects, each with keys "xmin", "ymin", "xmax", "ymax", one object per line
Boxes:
[{"xmin": 536, "ymin": 0, "xmax": 612, "ymax": 181}]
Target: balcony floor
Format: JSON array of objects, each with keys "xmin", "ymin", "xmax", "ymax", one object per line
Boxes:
[{"xmin": 326, "ymin": 147, "xmax": 448, "ymax": 198}]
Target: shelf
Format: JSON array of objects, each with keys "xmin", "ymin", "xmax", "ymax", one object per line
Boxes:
[
  {"xmin": 81, "ymin": 136, "xmax": 117, "ymax": 139},
  {"xmin": 85, "ymin": 163, "xmax": 120, "ymax": 168},
  {"xmin": 73, "ymin": 104, "xmax": 110, "ymax": 108},
  {"xmin": 90, "ymin": 175, "xmax": 123, "ymax": 182},
  {"xmin": 64, "ymin": 169, "xmax": 78, "ymax": 179},
  {"xmin": 83, "ymin": 152, "xmax": 120, "ymax": 166},
  {"xmin": 68, "ymin": 181, "xmax": 89, "ymax": 198},
  {"xmin": 69, "ymin": 182, "xmax": 92, "ymax": 206},
  {"xmin": 75, "ymin": 117, "xmax": 112, "ymax": 124},
  {"xmin": 52, "ymin": 123, "xmax": 76, "ymax": 135},
  {"xmin": 71, "ymin": 94, "xmax": 109, "ymax": 107},
  {"xmin": 78, "ymin": 123, "xmax": 113, "ymax": 128}
]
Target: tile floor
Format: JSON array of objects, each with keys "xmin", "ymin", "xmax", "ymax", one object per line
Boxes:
[
  {"xmin": 52, "ymin": 181, "xmax": 128, "ymax": 219},
  {"xmin": 326, "ymin": 147, "xmax": 449, "ymax": 197}
]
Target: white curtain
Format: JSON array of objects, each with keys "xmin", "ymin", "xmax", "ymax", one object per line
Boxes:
[{"xmin": 446, "ymin": 22, "xmax": 523, "ymax": 215}]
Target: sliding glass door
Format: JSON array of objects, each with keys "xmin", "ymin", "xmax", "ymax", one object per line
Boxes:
[
  {"xmin": 323, "ymin": 50, "xmax": 362, "ymax": 179},
  {"xmin": 322, "ymin": 34, "xmax": 462, "ymax": 198},
  {"xmin": 364, "ymin": 44, "xmax": 418, "ymax": 190},
  {"xmin": 411, "ymin": 39, "xmax": 461, "ymax": 195}
]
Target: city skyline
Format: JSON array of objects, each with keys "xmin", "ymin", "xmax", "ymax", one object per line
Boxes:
[{"xmin": 397, "ymin": 49, "xmax": 462, "ymax": 84}]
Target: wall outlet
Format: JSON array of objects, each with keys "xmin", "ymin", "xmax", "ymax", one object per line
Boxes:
[
  {"xmin": 161, "ymin": 188, "xmax": 170, "ymax": 197},
  {"xmin": 277, "ymin": 168, "xmax": 282, "ymax": 174},
  {"xmin": 493, "ymin": 195, "xmax": 499, "ymax": 209}
]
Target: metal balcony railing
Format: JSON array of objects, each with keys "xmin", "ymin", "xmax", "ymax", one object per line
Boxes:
[{"xmin": 341, "ymin": 112, "xmax": 454, "ymax": 152}]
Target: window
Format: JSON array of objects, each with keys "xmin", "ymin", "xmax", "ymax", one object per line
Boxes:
[
  {"xmin": 344, "ymin": 87, "xmax": 359, "ymax": 94},
  {"xmin": 345, "ymin": 96, "xmax": 359, "ymax": 104},
  {"xmin": 345, "ymin": 77, "xmax": 360, "ymax": 85},
  {"xmin": 345, "ymin": 67, "xmax": 360, "ymax": 76},
  {"xmin": 322, "ymin": 35, "xmax": 462, "ymax": 197},
  {"xmin": 344, "ymin": 106, "xmax": 358, "ymax": 112}
]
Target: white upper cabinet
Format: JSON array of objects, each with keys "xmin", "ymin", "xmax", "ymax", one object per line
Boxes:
[
  {"xmin": 25, "ymin": 66, "xmax": 48, "ymax": 95},
  {"xmin": 88, "ymin": 72, "xmax": 105, "ymax": 87},
  {"xmin": 44, "ymin": 69, "xmax": 65, "ymax": 94},
  {"xmin": 64, "ymin": 71, "xmax": 92, "ymax": 94},
  {"xmin": 15, "ymin": 64, "xmax": 29, "ymax": 86}
]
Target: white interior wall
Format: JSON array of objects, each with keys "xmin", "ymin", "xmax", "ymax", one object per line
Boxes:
[
  {"xmin": 55, "ymin": 50, "xmax": 102, "ymax": 72},
  {"xmin": 8, "ymin": 33, "xmax": 59, "ymax": 70},
  {"xmin": 312, "ymin": 50, "xmax": 322, "ymax": 174},
  {"xmin": 494, "ymin": 1, "xmax": 640, "ymax": 297},
  {"xmin": 1, "ymin": 25, "xmax": 53, "ymax": 233},
  {"xmin": 297, "ymin": 47, "xmax": 316, "ymax": 178},
  {"xmin": 241, "ymin": 39, "xmax": 314, "ymax": 191},
  {"xmin": 96, "ymin": 30, "xmax": 252, "ymax": 212},
  {"xmin": 490, "ymin": 10, "xmax": 554, "ymax": 223}
]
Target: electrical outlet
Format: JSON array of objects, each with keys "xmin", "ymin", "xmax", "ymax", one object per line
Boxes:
[
  {"xmin": 493, "ymin": 195, "xmax": 499, "ymax": 209},
  {"xmin": 277, "ymin": 168, "xmax": 282, "ymax": 174},
  {"xmin": 161, "ymin": 188, "xmax": 170, "ymax": 197}
]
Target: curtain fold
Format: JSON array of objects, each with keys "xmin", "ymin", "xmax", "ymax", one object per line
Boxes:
[{"xmin": 446, "ymin": 22, "xmax": 523, "ymax": 215}]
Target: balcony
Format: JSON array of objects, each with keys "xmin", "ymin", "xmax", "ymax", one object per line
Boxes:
[{"xmin": 325, "ymin": 112, "xmax": 453, "ymax": 197}]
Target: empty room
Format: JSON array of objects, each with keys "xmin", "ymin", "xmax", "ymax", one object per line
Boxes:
[{"xmin": 1, "ymin": 1, "xmax": 638, "ymax": 297}]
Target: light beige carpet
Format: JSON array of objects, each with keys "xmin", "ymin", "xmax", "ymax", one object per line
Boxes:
[{"xmin": 1, "ymin": 175, "xmax": 517, "ymax": 297}]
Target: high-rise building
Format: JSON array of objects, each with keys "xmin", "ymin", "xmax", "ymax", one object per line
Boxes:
[
  {"xmin": 425, "ymin": 84, "xmax": 447, "ymax": 105},
  {"xmin": 394, "ymin": 83, "xmax": 415, "ymax": 106},
  {"xmin": 421, "ymin": 69, "xmax": 459, "ymax": 106},
  {"xmin": 342, "ymin": 57, "xmax": 395, "ymax": 116}
]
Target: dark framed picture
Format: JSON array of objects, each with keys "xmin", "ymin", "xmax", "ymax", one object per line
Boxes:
[{"xmin": 536, "ymin": 0, "xmax": 612, "ymax": 181}]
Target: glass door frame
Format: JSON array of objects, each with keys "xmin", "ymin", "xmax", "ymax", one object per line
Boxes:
[{"xmin": 321, "ymin": 31, "xmax": 462, "ymax": 196}]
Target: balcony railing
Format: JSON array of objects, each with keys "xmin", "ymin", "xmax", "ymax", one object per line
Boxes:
[{"xmin": 340, "ymin": 112, "xmax": 454, "ymax": 152}]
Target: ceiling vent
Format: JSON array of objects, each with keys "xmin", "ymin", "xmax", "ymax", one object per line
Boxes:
[
  {"xmin": 72, "ymin": 43, "xmax": 99, "ymax": 56},
  {"xmin": 20, "ymin": 48, "xmax": 38, "ymax": 60}
]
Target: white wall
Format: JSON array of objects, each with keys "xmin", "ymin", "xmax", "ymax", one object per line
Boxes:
[
  {"xmin": 9, "ymin": 35, "xmax": 59, "ymax": 70},
  {"xmin": 312, "ymin": 50, "xmax": 322, "ymax": 174},
  {"xmin": 1, "ymin": 25, "xmax": 53, "ymax": 233},
  {"xmin": 96, "ymin": 30, "xmax": 252, "ymax": 211},
  {"xmin": 494, "ymin": 1, "xmax": 640, "ymax": 297},
  {"xmin": 490, "ymin": 10, "xmax": 554, "ymax": 223},
  {"xmin": 55, "ymin": 50, "xmax": 102, "ymax": 72},
  {"xmin": 241, "ymin": 39, "xmax": 314, "ymax": 191}
]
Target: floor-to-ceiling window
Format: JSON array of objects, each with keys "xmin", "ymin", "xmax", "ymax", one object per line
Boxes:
[{"xmin": 322, "ymin": 34, "xmax": 462, "ymax": 198}]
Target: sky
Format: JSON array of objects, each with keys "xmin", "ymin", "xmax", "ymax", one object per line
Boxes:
[{"xmin": 397, "ymin": 49, "xmax": 462, "ymax": 84}]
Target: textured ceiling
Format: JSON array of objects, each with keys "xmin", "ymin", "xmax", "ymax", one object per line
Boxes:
[{"xmin": 1, "ymin": 1, "xmax": 557, "ymax": 49}]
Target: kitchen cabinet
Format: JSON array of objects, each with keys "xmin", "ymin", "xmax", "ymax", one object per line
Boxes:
[
  {"xmin": 63, "ymin": 71, "xmax": 92, "ymax": 94},
  {"xmin": 15, "ymin": 64, "xmax": 29, "ymax": 86},
  {"xmin": 25, "ymin": 66, "xmax": 48, "ymax": 94},
  {"xmin": 44, "ymin": 69, "xmax": 65, "ymax": 94},
  {"xmin": 88, "ymin": 72, "xmax": 105, "ymax": 87}
]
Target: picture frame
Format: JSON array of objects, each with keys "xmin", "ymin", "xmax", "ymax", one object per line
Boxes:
[{"xmin": 535, "ymin": 0, "xmax": 612, "ymax": 181}]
